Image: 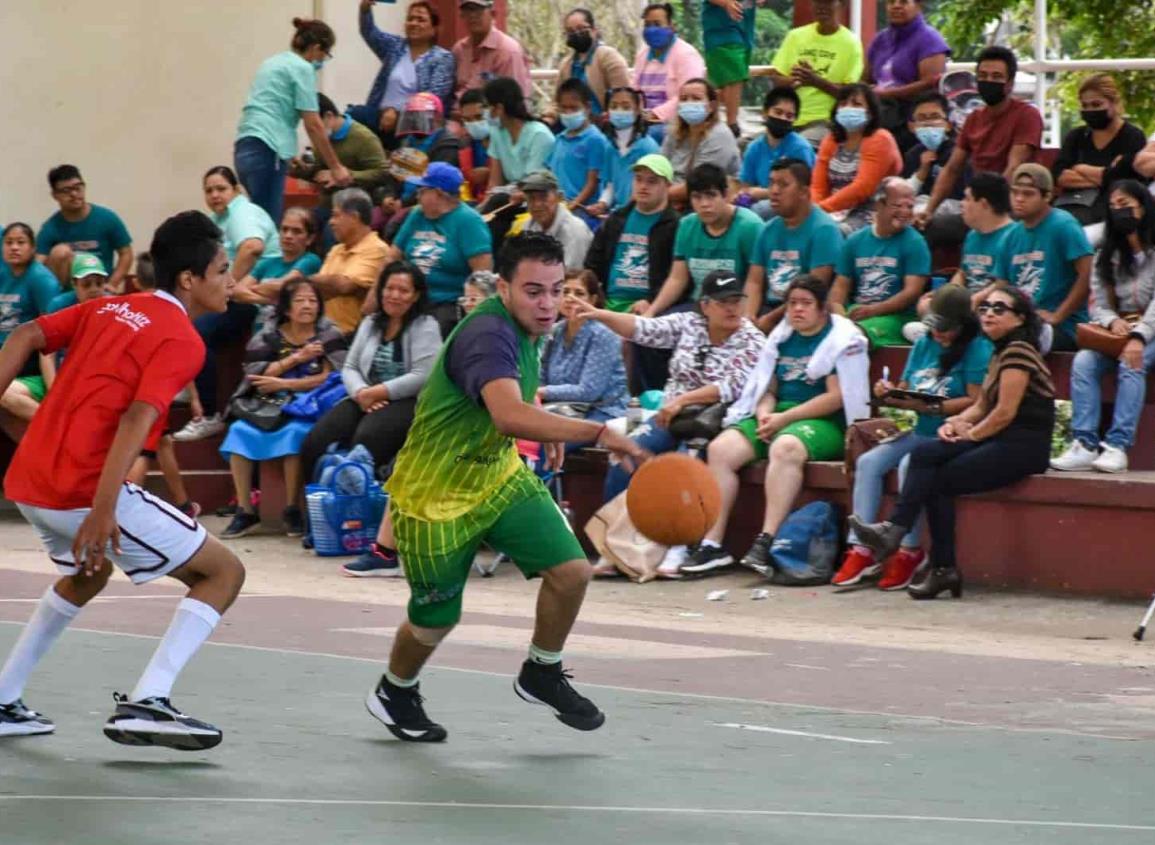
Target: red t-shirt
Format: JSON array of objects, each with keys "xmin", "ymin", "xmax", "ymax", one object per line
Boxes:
[
  {"xmin": 957, "ymin": 98, "xmax": 1044, "ymax": 175},
  {"xmin": 5, "ymin": 291, "xmax": 205, "ymax": 509}
]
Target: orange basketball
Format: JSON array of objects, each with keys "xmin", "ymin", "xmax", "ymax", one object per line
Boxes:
[{"xmin": 626, "ymin": 453, "xmax": 721, "ymax": 547}]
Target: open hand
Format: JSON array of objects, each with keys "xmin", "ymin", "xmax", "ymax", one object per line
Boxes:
[{"xmin": 598, "ymin": 427, "xmax": 651, "ymax": 474}]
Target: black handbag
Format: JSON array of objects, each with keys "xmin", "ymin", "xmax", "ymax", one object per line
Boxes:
[
  {"xmin": 667, "ymin": 403, "xmax": 726, "ymax": 441},
  {"xmin": 229, "ymin": 391, "xmax": 290, "ymax": 432}
]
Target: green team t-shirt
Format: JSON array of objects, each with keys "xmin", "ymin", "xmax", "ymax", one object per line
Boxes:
[
  {"xmin": 836, "ymin": 225, "xmax": 931, "ymax": 305},
  {"xmin": 702, "ymin": 0, "xmax": 756, "ymax": 51},
  {"xmin": 674, "ymin": 206, "xmax": 763, "ymax": 298},
  {"xmin": 607, "ymin": 208, "xmax": 662, "ymax": 301},
  {"xmin": 387, "ymin": 296, "xmax": 542, "ymax": 554},
  {"xmin": 771, "ymin": 24, "xmax": 865, "ymax": 126},
  {"xmin": 753, "ymin": 206, "xmax": 844, "ymax": 305},
  {"xmin": 960, "ymin": 223, "xmax": 1013, "ymax": 292},
  {"xmin": 775, "ymin": 320, "xmax": 834, "ymax": 404},
  {"xmin": 901, "ymin": 333, "xmax": 993, "ymax": 437}
]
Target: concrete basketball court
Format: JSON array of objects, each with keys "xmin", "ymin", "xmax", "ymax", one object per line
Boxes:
[{"xmin": 1, "ymin": 513, "xmax": 1153, "ymax": 844}]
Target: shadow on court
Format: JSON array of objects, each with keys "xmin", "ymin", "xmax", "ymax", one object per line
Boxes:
[{"xmin": 1, "ymin": 623, "xmax": 1153, "ymax": 845}]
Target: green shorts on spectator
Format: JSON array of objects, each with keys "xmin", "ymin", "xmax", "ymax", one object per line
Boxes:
[
  {"xmin": 705, "ymin": 45, "xmax": 751, "ymax": 88},
  {"xmin": 731, "ymin": 401, "xmax": 846, "ymax": 463},
  {"xmin": 15, "ymin": 376, "xmax": 47, "ymax": 403},
  {"xmin": 605, "ymin": 297, "xmax": 641, "ymax": 314},
  {"xmin": 848, "ymin": 305, "xmax": 917, "ymax": 348}
]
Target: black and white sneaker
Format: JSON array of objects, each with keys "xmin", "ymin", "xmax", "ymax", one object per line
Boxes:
[
  {"xmin": 679, "ymin": 544, "xmax": 734, "ymax": 576},
  {"xmin": 0, "ymin": 699, "xmax": 54, "ymax": 737},
  {"xmin": 739, "ymin": 533, "xmax": 775, "ymax": 576},
  {"xmin": 365, "ymin": 675, "xmax": 447, "ymax": 742},
  {"xmin": 515, "ymin": 660, "xmax": 605, "ymax": 731},
  {"xmin": 102, "ymin": 693, "xmax": 222, "ymax": 751}
]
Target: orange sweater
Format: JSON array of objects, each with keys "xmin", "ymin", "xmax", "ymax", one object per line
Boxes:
[{"xmin": 811, "ymin": 130, "xmax": 903, "ymax": 214}]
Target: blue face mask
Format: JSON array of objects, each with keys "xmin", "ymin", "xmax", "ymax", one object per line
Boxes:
[
  {"xmin": 465, "ymin": 119, "xmax": 490, "ymax": 140},
  {"xmin": 915, "ymin": 125, "xmax": 947, "ymax": 152},
  {"xmin": 835, "ymin": 106, "xmax": 868, "ymax": 131},
  {"xmin": 609, "ymin": 110, "xmax": 636, "ymax": 130},
  {"xmin": 643, "ymin": 26, "xmax": 675, "ymax": 52},
  {"xmin": 330, "ymin": 114, "xmax": 353, "ymax": 142},
  {"xmin": 678, "ymin": 102, "xmax": 709, "ymax": 126},
  {"xmin": 311, "ymin": 58, "xmax": 327, "ymax": 71},
  {"xmin": 560, "ymin": 111, "xmax": 588, "ymax": 132}
]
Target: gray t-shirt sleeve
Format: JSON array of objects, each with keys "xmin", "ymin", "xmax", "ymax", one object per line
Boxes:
[{"xmin": 445, "ymin": 314, "xmax": 521, "ymax": 404}]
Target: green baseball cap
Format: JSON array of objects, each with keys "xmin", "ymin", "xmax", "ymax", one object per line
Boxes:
[
  {"xmin": 632, "ymin": 154, "xmax": 674, "ymax": 182},
  {"xmin": 71, "ymin": 252, "xmax": 107, "ymax": 279}
]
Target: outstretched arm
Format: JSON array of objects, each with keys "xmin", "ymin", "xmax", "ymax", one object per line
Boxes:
[{"xmin": 0, "ymin": 322, "xmax": 47, "ymax": 397}]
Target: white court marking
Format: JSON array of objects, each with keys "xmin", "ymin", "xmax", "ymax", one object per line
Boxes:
[
  {"xmin": 711, "ymin": 721, "xmax": 892, "ymax": 745},
  {"xmin": 0, "ymin": 796, "xmax": 1152, "ymax": 831},
  {"xmin": 0, "ymin": 620, "xmax": 1140, "ymax": 742}
]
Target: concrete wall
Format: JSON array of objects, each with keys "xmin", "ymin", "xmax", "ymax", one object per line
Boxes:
[{"xmin": 0, "ymin": 0, "xmax": 401, "ymax": 253}]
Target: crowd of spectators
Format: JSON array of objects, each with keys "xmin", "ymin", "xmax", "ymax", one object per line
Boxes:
[{"xmin": 6, "ymin": 0, "xmax": 1155, "ymax": 596}]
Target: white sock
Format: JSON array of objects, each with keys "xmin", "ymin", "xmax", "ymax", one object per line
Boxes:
[
  {"xmin": 528, "ymin": 643, "xmax": 563, "ymax": 665},
  {"xmin": 130, "ymin": 598, "xmax": 220, "ymax": 702},
  {"xmin": 0, "ymin": 587, "xmax": 81, "ymax": 704},
  {"xmin": 384, "ymin": 670, "xmax": 418, "ymax": 688},
  {"xmin": 699, "ymin": 539, "xmax": 720, "ymax": 549}
]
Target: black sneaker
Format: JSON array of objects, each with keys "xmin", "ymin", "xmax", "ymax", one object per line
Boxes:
[
  {"xmin": 221, "ymin": 511, "xmax": 260, "ymax": 539},
  {"xmin": 282, "ymin": 505, "xmax": 305, "ymax": 538},
  {"xmin": 365, "ymin": 675, "xmax": 447, "ymax": 742},
  {"xmin": 514, "ymin": 660, "xmax": 605, "ymax": 731},
  {"xmin": 0, "ymin": 699, "xmax": 54, "ymax": 737},
  {"xmin": 739, "ymin": 533, "xmax": 774, "ymax": 576},
  {"xmin": 103, "ymin": 693, "xmax": 222, "ymax": 750},
  {"xmin": 343, "ymin": 545, "xmax": 402, "ymax": 578},
  {"xmin": 680, "ymin": 544, "xmax": 734, "ymax": 575}
]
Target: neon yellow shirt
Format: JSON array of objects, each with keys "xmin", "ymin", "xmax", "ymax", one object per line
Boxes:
[{"xmin": 771, "ymin": 24, "xmax": 865, "ymax": 127}]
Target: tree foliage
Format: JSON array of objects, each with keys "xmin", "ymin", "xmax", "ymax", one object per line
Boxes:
[{"xmin": 930, "ymin": 0, "xmax": 1155, "ymax": 131}]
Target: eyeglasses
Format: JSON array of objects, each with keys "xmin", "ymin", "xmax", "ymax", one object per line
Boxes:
[
  {"xmin": 976, "ymin": 301, "xmax": 1018, "ymax": 316},
  {"xmin": 54, "ymin": 182, "xmax": 85, "ymax": 196}
]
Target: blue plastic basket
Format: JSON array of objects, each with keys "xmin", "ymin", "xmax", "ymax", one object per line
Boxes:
[{"xmin": 305, "ymin": 462, "xmax": 388, "ymax": 557}]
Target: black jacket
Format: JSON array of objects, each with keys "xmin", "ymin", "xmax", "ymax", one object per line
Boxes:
[{"xmin": 584, "ymin": 203, "xmax": 683, "ymax": 304}]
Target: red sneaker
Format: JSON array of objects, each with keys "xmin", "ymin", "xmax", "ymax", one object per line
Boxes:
[
  {"xmin": 878, "ymin": 548, "xmax": 926, "ymax": 591},
  {"xmin": 832, "ymin": 548, "xmax": 880, "ymax": 586}
]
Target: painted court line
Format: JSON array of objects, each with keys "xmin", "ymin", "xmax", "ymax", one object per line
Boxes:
[
  {"xmin": 0, "ymin": 796, "xmax": 1152, "ymax": 832},
  {"xmin": 711, "ymin": 721, "xmax": 892, "ymax": 745},
  {"xmin": 0, "ymin": 620, "xmax": 1140, "ymax": 742}
]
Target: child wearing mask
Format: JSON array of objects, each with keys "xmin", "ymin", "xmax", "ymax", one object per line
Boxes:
[
  {"xmin": 546, "ymin": 79, "xmax": 611, "ymax": 227},
  {"xmin": 586, "ymin": 87, "xmax": 661, "ymax": 217}
]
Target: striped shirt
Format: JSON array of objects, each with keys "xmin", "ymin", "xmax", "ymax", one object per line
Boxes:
[{"xmin": 982, "ymin": 340, "xmax": 1055, "ymax": 432}]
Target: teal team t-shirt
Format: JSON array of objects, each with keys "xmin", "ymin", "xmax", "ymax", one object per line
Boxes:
[
  {"xmin": 36, "ymin": 205, "xmax": 131, "ymax": 275},
  {"xmin": 994, "ymin": 208, "xmax": 1093, "ymax": 339},
  {"xmin": 250, "ymin": 252, "xmax": 324, "ymax": 335},
  {"xmin": 211, "ymin": 194, "xmax": 282, "ymax": 261},
  {"xmin": 901, "ymin": 333, "xmax": 994, "ymax": 437},
  {"xmin": 702, "ymin": 1, "xmax": 756, "ymax": 51},
  {"xmin": 836, "ymin": 225, "xmax": 931, "ymax": 305},
  {"xmin": 775, "ymin": 320, "xmax": 834, "ymax": 404},
  {"xmin": 546, "ymin": 124, "xmax": 610, "ymax": 202},
  {"xmin": 607, "ymin": 208, "xmax": 662, "ymax": 301},
  {"xmin": 740, "ymin": 133, "xmax": 817, "ymax": 188},
  {"xmin": 236, "ymin": 51, "xmax": 320, "ymax": 160},
  {"xmin": 753, "ymin": 206, "xmax": 844, "ymax": 305},
  {"xmin": 487, "ymin": 121, "xmax": 557, "ymax": 184},
  {"xmin": 960, "ymin": 223, "xmax": 1013, "ymax": 292},
  {"xmin": 0, "ymin": 262, "xmax": 60, "ymax": 342},
  {"xmin": 395, "ymin": 202, "xmax": 493, "ymax": 303},
  {"xmin": 673, "ymin": 206, "xmax": 763, "ymax": 298}
]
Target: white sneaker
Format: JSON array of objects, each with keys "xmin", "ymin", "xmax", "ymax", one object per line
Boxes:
[
  {"xmin": 657, "ymin": 545, "xmax": 689, "ymax": 578},
  {"xmin": 1051, "ymin": 441, "xmax": 1098, "ymax": 472},
  {"xmin": 1091, "ymin": 444, "xmax": 1128, "ymax": 474},
  {"xmin": 172, "ymin": 414, "xmax": 225, "ymax": 442}
]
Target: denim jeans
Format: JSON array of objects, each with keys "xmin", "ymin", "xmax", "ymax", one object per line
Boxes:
[
  {"xmin": 847, "ymin": 433, "xmax": 934, "ymax": 548},
  {"xmin": 234, "ymin": 136, "xmax": 287, "ymax": 225},
  {"xmin": 1070, "ymin": 343, "xmax": 1155, "ymax": 450},
  {"xmin": 194, "ymin": 302, "xmax": 258, "ymax": 417},
  {"xmin": 603, "ymin": 422, "xmax": 682, "ymax": 501}
]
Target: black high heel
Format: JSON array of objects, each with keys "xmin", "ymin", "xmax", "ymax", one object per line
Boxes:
[{"xmin": 907, "ymin": 566, "xmax": 963, "ymax": 600}]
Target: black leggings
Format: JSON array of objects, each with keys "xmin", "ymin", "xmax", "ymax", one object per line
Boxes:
[
  {"xmin": 299, "ymin": 397, "xmax": 417, "ymax": 485},
  {"xmin": 889, "ymin": 431, "xmax": 1051, "ymax": 569}
]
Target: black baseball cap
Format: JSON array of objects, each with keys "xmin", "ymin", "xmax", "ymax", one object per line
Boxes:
[{"xmin": 700, "ymin": 270, "xmax": 744, "ymax": 301}]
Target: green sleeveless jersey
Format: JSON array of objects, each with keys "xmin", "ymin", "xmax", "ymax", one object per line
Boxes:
[{"xmin": 387, "ymin": 296, "xmax": 543, "ymax": 551}]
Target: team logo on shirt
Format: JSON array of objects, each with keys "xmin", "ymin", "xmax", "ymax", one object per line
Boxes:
[
  {"xmin": 778, "ymin": 355, "xmax": 813, "ymax": 384},
  {"xmin": 908, "ymin": 366, "xmax": 949, "ymax": 395},
  {"xmin": 97, "ymin": 300, "xmax": 151, "ymax": 332},
  {"xmin": 1011, "ymin": 252, "xmax": 1045, "ymax": 299}
]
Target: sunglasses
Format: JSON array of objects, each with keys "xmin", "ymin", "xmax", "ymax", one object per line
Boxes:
[{"xmin": 976, "ymin": 301, "xmax": 1019, "ymax": 316}]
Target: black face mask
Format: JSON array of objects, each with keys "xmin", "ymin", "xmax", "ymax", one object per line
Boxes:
[
  {"xmin": 977, "ymin": 80, "xmax": 1008, "ymax": 107},
  {"xmin": 1081, "ymin": 109, "xmax": 1112, "ymax": 130},
  {"xmin": 1111, "ymin": 207, "xmax": 1141, "ymax": 235},
  {"xmin": 765, "ymin": 116, "xmax": 793, "ymax": 139},
  {"xmin": 566, "ymin": 31, "xmax": 593, "ymax": 53}
]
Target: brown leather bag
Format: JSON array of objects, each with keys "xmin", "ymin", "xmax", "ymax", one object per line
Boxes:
[
  {"xmin": 843, "ymin": 418, "xmax": 902, "ymax": 481},
  {"xmin": 1076, "ymin": 315, "xmax": 1140, "ymax": 358}
]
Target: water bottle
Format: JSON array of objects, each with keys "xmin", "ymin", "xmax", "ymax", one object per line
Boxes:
[
  {"xmin": 626, "ymin": 398, "xmax": 643, "ymax": 434},
  {"xmin": 302, "ymin": 146, "xmax": 316, "ymax": 166}
]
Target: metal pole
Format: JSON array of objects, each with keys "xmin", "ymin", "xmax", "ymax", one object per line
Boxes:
[
  {"xmin": 850, "ymin": 0, "xmax": 863, "ymax": 39},
  {"xmin": 1034, "ymin": 0, "xmax": 1048, "ymax": 115}
]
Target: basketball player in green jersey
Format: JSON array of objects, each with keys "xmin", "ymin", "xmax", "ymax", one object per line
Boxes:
[{"xmin": 365, "ymin": 233, "xmax": 648, "ymax": 742}]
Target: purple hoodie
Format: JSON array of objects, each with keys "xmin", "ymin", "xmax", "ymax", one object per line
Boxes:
[{"xmin": 867, "ymin": 14, "xmax": 950, "ymax": 89}]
